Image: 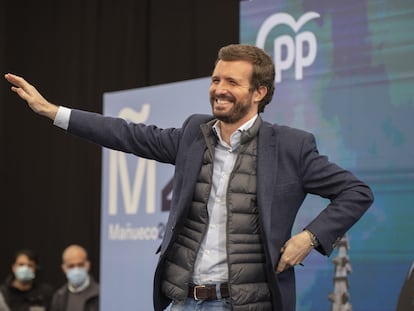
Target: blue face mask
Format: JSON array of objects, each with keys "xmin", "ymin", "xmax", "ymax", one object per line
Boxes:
[
  {"xmin": 66, "ymin": 267, "xmax": 88, "ymax": 287},
  {"xmin": 15, "ymin": 265, "xmax": 35, "ymax": 282}
]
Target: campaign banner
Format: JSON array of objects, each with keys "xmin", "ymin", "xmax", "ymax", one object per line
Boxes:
[
  {"xmin": 101, "ymin": 78, "xmax": 211, "ymax": 310},
  {"xmin": 241, "ymin": 1, "xmax": 414, "ymax": 310}
]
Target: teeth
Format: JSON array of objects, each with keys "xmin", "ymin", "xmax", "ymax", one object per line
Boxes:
[{"xmin": 216, "ymin": 99, "xmax": 229, "ymax": 104}]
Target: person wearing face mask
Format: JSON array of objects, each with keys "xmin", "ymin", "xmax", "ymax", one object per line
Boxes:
[
  {"xmin": 50, "ymin": 245, "xmax": 99, "ymax": 311},
  {"xmin": 0, "ymin": 249, "xmax": 53, "ymax": 311}
]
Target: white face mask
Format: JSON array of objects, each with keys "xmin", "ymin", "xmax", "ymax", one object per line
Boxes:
[
  {"xmin": 14, "ymin": 265, "xmax": 35, "ymax": 282},
  {"xmin": 66, "ymin": 267, "xmax": 88, "ymax": 287}
]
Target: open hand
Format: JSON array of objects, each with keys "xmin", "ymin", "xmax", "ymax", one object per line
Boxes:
[{"xmin": 4, "ymin": 73, "xmax": 58, "ymax": 120}]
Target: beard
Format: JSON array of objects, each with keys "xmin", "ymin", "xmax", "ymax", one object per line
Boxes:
[{"xmin": 210, "ymin": 93, "xmax": 254, "ymax": 124}]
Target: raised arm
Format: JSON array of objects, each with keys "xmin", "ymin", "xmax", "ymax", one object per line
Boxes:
[{"xmin": 4, "ymin": 73, "xmax": 58, "ymax": 120}]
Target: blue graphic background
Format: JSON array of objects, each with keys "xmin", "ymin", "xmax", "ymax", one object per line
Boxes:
[
  {"xmin": 241, "ymin": 1, "xmax": 414, "ymax": 310},
  {"xmin": 99, "ymin": 2, "xmax": 414, "ymax": 310}
]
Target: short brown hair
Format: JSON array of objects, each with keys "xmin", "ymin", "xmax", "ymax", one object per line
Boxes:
[{"xmin": 216, "ymin": 44, "xmax": 275, "ymax": 113}]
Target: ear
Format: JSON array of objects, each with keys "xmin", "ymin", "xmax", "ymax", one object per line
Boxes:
[
  {"xmin": 253, "ymin": 86, "xmax": 267, "ymax": 103},
  {"xmin": 61, "ymin": 264, "xmax": 67, "ymax": 274}
]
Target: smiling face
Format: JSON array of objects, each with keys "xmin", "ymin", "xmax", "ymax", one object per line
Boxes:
[{"xmin": 209, "ymin": 60, "xmax": 266, "ymax": 126}]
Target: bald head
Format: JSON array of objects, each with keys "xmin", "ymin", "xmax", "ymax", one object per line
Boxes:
[
  {"xmin": 61, "ymin": 244, "xmax": 90, "ymax": 274},
  {"xmin": 62, "ymin": 245, "xmax": 88, "ymax": 262}
]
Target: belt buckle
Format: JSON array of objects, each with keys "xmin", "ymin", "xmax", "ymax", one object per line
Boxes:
[{"xmin": 193, "ymin": 285, "xmax": 206, "ymax": 301}]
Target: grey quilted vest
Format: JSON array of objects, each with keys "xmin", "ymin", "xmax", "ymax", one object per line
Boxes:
[{"xmin": 161, "ymin": 117, "xmax": 272, "ymax": 310}]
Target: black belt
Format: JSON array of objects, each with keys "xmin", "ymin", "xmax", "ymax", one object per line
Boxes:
[{"xmin": 188, "ymin": 283, "xmax": 229, "ymax": 300}]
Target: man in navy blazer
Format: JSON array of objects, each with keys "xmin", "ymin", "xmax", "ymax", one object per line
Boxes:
[{"xmin": 5, "ymin": 44, "xmax": 373, "ymax": 311}]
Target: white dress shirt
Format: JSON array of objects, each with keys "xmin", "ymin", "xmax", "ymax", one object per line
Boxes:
[{"xmin": 192, "ymin": 115, "xmax": 258, "ymax": 285}]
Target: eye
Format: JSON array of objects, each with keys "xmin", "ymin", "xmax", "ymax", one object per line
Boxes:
[{"xmin": 211, "ymin": 78, "xmax": 220, "ymax": 84}]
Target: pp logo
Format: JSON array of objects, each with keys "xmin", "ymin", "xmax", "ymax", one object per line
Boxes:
[{"xmin": 256, "ymin": 12, "xmax": 320, "ymax": 83}]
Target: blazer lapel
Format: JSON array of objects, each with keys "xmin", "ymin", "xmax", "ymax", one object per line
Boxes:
[
  {"xmin": 257, "ymin": 122, "xmax": 278, "ymax": 243},
  {"xmin": 175, "ymin": 130, "xmax": 208, "ymax": 217}
]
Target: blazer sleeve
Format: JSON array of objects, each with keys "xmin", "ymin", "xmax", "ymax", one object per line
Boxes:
[
  {"xmin": 67, "ymin": 109, "xmax": 182, "ymax": 164},
  {"xmin": 300, "ymin": 133, "xmax": 374, "ymax": 256}
]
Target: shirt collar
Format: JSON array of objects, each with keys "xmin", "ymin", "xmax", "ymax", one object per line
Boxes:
[
  {"xmin": 212, "ymin": 114, "xmax": 258, "ymax": 149},
  {"xmin": 238, "ymin": 114, "xmax": 259, "ymax": 132},
  {"xmin": 67, "ymin": 275, "xmax": 90, "ymax": 293}
]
